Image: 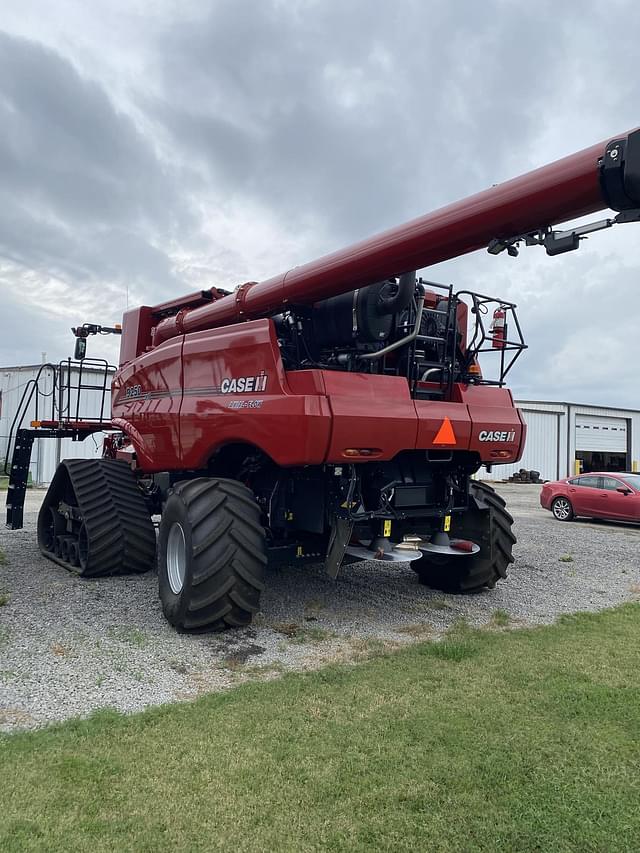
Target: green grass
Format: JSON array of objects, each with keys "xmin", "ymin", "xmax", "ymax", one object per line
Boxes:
[
  {"xmin": 106, "ymin": 627, "xmax": 149, "ymax": 648},
  {"xmin": 287, "ymin": 625, "xmax": 337, "ymax": 644},
  {"xmin": 489, "ymin": 608, "xmax": 511, "ymax": 628},
  {"xmin": 1, "ymin": 606, "xmax": 639, "ymax": 852}
]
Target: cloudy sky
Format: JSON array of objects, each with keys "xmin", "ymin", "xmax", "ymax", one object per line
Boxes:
[{"xmin": 1, "ymin": 0, "xmax": 639, "ymax": 406}]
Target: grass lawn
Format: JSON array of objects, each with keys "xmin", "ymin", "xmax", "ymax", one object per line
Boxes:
[{"xmin": 1, "ymin": 606, "xmax": 639, "ymax": 852}]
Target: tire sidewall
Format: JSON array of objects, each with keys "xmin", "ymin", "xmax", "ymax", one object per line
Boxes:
[
  {"xmin": 412, "ymin": 481, "xmax": 513, "ymax": 592},
  {"xmin": 158, "ymin": 491, "xmax": 194, "ymax": 625}
]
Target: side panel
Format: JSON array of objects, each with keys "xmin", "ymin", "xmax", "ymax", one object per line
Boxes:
[
  {"xmin": 179, "ymin": 320, "xmax": 331, "ymax": 468},
  {"xmin": 322, "ymin": 373, "xmax": 418, "ymax": 462},
  {"xmin": 456, "ymin": 385, "xmax": 525, "ymax": 464},
  {"xmin": 119, "ymin": 306, "xmax": 154, "ymax": 366},
  {"xmin": 112, "ymin": 336, "xmax": 184, "ymax": 471},
  {"xmin": 414, "ymin": 400, "xmax": 473, "ymax": 452}
]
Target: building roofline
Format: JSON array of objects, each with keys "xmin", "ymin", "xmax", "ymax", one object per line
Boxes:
[
  {"xmin": 516, "ymin": 399, "xmax": 640, "ymax": 415},
  {"xmin": 1, "ymin": 364, "xmax": 115, "ymax": 373}
]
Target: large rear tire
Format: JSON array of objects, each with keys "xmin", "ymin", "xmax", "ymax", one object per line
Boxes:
[
  {"xmin": 412, "ymin": 481, "xmax": 515, "ymax": 593},
  {"xmin": 158, "ymin": 478, "xmax": 267, "ymax": 632}
]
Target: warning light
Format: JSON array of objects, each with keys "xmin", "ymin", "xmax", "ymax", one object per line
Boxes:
[{"xmin": 433, "ymin": 417, "xmax": 457, "ymax": 445}]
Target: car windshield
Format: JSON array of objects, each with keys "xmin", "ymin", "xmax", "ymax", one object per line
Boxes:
[{"xmin": 619, "ymin": 475, "xmax": 640, "ymax": 490}]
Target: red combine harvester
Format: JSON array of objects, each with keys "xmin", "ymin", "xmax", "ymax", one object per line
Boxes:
[{"xmin": 5, "ymin": 129, "xmax": 640, "ymax": 631}]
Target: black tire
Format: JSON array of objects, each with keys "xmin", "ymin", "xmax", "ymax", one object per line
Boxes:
[
  {"xmin": 412, "ymin": 481, "xmax": 516, "ymax": 593},
  {"xmin": 551, "ymin": 496, "xmax": 574, "ymax": 522},
  {"xmin": 158, "ymin": 478, "xmax": 267, "ymax": 632}
]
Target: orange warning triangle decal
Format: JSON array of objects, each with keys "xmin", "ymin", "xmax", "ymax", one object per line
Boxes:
[{"xmin": 433, "ymin": 417, "xmax": 457, "ymax": 445}]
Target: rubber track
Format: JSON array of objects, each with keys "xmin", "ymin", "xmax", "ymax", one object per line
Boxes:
[
  {"xmin": 37, "ymin": 458, "xmax": 156, "ymax": 577},
  {"xmin": 414, "ymin": 481, "xmax": 516, "ymax": 593}
]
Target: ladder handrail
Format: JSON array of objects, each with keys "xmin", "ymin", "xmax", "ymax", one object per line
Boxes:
[
  {"xmin": 3, "ymin": 364, "xmax": 57, "ymax": 476},
  {"xmin": 3, "ymin": 360, "xmax": 115, "ymax": 476}
]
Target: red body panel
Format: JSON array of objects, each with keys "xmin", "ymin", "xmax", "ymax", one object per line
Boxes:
[
  {"xmin": 179, "ymin": 322, "xmax": 331, "ymax": 468},
  {"xmin": 322, "ymin": 372, "xmax": 418, "ymax": 461},
  {"xmin": 112, "ymin": 320, "xmax": 525, "ymax": 472},
  {"xmin": 112, "ymin": 336, "xmax": 183, "ymax": 470},
  {"xmin": 414, "ymin": 400, "xmax": 473, "ymax": 452}
]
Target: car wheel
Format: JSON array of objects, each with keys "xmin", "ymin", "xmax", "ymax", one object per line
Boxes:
[{"xmin": 551, "ymin": 496, "xmax": 574, "ymax": 522}]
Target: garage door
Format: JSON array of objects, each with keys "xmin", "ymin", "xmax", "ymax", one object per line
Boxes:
[{"xmin": 575, "ymin": 415, "xmax": 627, "ymax": 452}]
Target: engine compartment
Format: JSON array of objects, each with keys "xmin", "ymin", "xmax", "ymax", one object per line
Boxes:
[{"xmin": 272, "ymin": 275, "xmax": 526, "ymax": 396}]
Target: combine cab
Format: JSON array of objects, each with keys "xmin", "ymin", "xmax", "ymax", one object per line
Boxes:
[{"xmin": 6, "ymin": 128, "xmax": 640, "ymax": 631}]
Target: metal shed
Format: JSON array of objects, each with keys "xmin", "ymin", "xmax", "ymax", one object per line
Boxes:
[{"xmin": 488, "ymin": 400, "xmax": 640, "ymax": 482}]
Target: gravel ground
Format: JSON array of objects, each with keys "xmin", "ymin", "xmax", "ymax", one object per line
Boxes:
[{"xmin": 1, "ymin": 483, "xmax": 639, "ymax": 731}]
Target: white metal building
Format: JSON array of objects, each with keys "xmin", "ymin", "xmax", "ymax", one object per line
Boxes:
[
  {"xmin": 490, "ymin": 400, "xmax": 640, "ymax": 482},
  {"xmin": 1, "ymin": 363, "xmax": 114, "ymax": 486}
]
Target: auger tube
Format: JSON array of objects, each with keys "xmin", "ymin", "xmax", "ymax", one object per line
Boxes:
[{"xmin": 152, "ymin": 128, "xmax": 640, "ymax": 346}]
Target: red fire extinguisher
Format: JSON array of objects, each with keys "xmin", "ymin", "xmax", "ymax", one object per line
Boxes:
[{"xmin": 491, "ymin": 307, "xmax": 506, "ymax": 349}]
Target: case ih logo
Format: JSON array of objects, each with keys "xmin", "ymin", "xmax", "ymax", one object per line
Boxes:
[
  {"xmin": 220, "ymin": 372, "xmax": 268, "ymax": 394},
  {"xmin": 478, "ymin": 430, "xmax": 516, "ymax": 442}
]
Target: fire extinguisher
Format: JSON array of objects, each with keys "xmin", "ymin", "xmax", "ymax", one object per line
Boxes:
[{"xmin": 491, "ymin": 306, "xmax": 506, "ymax": 349}]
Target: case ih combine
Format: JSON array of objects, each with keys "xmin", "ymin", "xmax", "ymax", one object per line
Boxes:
[{"xmin": 6, "ymin": 128, "xmax": 640, "ymax": 632}]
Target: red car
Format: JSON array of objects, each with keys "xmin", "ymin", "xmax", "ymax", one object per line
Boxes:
[{"xmin": 540, "ymin": 473, "xmax": 640, "ymax": 522}]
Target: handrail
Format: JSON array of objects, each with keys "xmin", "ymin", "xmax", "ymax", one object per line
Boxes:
[{"xmin": 3, "ymin": 360, "xmax": 115, "ymax": 476}]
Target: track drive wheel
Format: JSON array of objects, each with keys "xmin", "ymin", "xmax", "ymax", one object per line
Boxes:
[
  {"xmin": 158, "ymin": 478, "xmax": 267, "ymax": 632},
  {"xmin": 412, "ymin": 481, "xmax": 516, "ymax": 593}
]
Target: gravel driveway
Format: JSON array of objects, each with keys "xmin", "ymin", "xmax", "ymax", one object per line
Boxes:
[{"xmin": 1, "ymin": 483, "xmax": 639, "ymax": 731}]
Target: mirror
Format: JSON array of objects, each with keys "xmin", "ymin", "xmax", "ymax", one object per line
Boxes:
[
  {"xmin": 616, "ymin": 487, "xmax": 632, "ymax": 495},
  {"xmin": 74, "ymin": 337, "xmax": 87, "ymax": 360}
]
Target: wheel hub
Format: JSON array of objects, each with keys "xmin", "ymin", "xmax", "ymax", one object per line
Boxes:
[
  {"xmin": 553, "ymin": 499, "xmax": 571, "ymax": 520},
  {"xmin": 167, "ymin": 522, "xmax": 187, "ymax": 594}
]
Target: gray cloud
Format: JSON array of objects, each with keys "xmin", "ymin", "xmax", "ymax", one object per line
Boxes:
[
  {"xmin": 153, "ymin": 0, "xmax": 570, "ymax": 241},
  {"xmin": 0, "ymin": 28, "xmax": 190, "ymax": 320}
]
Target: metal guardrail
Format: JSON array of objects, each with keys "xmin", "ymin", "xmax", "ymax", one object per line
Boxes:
[{"xmin": 3, "ymin": 359, "xmax": 114, "ymax": 477}]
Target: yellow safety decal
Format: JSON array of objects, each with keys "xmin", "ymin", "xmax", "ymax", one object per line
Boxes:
[
  {"xmin": 444, "ymin": 515, "xmax": 451, "ymax": 532},
  {"xmin": 296, "ymin": 545, "xmax": 303, "ymax": 557},
  {"xmin": 383, "ymin": 520, "xmax": 392, "ymax": 537}
]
